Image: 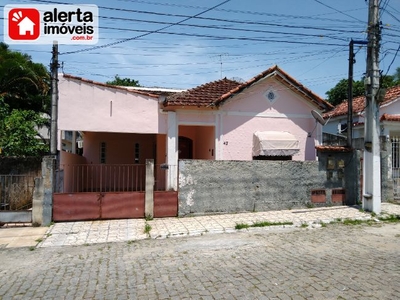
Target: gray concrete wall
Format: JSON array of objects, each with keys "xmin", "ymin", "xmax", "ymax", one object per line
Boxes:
[
  {"xmin": 178, "ymin": 156, "xmax": 358, "ymax": 216},
  {"xmin": 0, "ymin": 157, "xmax": 42, "ymax": 176},
  {"xmin": 354, "ymin": 136, "xmax": 393, "ymax": 202},
  {"xmin": 32, "ymin": 156, "xmax": 55, "ymax": 226}
]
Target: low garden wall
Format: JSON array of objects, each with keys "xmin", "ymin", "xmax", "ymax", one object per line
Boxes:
[{"xmin": 178, "ymin": 152, "xmax": 359, "ymax": 216}]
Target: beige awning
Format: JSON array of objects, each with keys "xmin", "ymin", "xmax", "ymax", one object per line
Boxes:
[{"xmin": 252, "ymin": 131, "xmax": 300, "ymax": 157}]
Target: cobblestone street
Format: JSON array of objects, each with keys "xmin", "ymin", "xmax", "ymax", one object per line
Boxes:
[{"xmin": 1, "ymin": 222, "xmax": 399, "ymax": 299}]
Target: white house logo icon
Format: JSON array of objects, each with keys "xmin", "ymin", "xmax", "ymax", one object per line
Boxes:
[
  {"xmin": 12, "ymin": 11, "xmax": 36, "ymax": 35},
  {"xmin": 7, "ymin": 8, "xmax": 40, "ymax": 40}
]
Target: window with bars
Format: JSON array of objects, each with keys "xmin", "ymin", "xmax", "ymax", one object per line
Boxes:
[
  {"xmin": 134, "ymin": 143, "xmax": 140, "ymax": 164},
  {"xmin": 100, "ymin": 142, "xmax": 106, "ymax": 164}
]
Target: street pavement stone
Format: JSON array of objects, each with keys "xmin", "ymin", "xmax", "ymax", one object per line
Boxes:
[{"xmin": 2, "ymin": 222, "xmax": 399, "ymax": 299}]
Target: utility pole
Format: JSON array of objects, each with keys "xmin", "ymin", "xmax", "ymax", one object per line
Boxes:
[
  {"xmin": 363, "ymin": 0, "xmax": 381, "ymax": 213},
  {"xmin": 347, "ymin": 39, "xmax": 367, "ymax": 148},
  {"xmin": 50, "ymin": 41, "xmax": 59, "ymax": 157}
]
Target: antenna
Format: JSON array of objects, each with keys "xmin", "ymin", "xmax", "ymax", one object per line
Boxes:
[
  {"xmin": 308, "ymin": 110, "xmax": 330, "ymax": 138},
  {"xmin": 211, "ymin": 53, "xmax": 228, "ymax": 79},
  {"xmin": 311, "ymin": 110, "xmax": 329, "ymax": 126}
]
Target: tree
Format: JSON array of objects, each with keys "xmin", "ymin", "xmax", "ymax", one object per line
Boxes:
[
  {"xmin": 326, "ymin": 72, "xmax": 400, "ymax": 106},
  {"xmin": 325, "ymin": 79, "xmax": 364, "ymax": 106},
  {"xmin": 106, "ymin": 75, "xmax": 140, "ymax": 87},
  {"xmin": 0, "ymin": 102, "xmax": 48, "ymax": 156},
  {"xmin": 0, "ymin": 43, "xmax": 50, "ymax": 156},
  {"xmin": 0, "ymin": 43, "xmax": 50, "ymax": 113}
]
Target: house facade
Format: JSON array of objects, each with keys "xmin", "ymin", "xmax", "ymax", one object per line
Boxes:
[{"xmin": 57, "ymin": 65, "xmax": 332, "ymax": 194}]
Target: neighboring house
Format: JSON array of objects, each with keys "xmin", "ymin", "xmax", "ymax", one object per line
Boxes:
[
  {"xmin": 57, "ymin": 65, "xmax": 332, "ymax": 193},
  {"xmin": 323, "ymin": 85, "xmax": 400, "ymax": 139},
  {"xmin": 18, "ymin": 17, "xmax": 35, "ymax": 35},
  {"xmin": 323, "ymin": 85, "xmax": 400, "ymax": 199}
]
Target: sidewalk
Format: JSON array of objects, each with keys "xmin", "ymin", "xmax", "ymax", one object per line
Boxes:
[{"xmin": 1, "ymin": 203, "xmax": 399, "ymax": 249}]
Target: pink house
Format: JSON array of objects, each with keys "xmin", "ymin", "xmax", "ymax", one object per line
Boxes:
[{"xmin": 57, "ymin": 65, "xmax": 332, "ymax": 195}]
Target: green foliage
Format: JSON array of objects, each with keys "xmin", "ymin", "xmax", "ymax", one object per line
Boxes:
[
  {"xmin": 0, "ymin": 42, "xmax": 50, "ymax": 113},
  {"xmin": 106, "ymin": 74, "xmax": 140, "ymax": 87},
  {"xmin": 235, "ymin": 223, "xmax": 250, "ymax": 230},
  {"xmin": 0, "ymin": 43, "xmax": 50, "ymax": 156},
  {"xmin": 326, "ymin": 72, "xmax": 400, "ymax": 106},
  {"xmin": 0, "ymin": 105, "xmax": 48, "ymax": 156},
  {"xmin": 325, "ymin": 79, "xmax": 364, "ymax": 106}
]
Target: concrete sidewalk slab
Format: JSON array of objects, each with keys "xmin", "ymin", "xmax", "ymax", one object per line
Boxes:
[
  {"xmin": 0, "ymin": 226, "xmax": 48, "ymax": 248},
  {"xmin": 2, "ymin": 203, "xmax": 399, "ymax": 249}
]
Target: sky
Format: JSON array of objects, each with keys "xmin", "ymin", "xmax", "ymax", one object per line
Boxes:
[{"xmin": 1, "ymin": 0, "xmax": 400, "ymax": 98}]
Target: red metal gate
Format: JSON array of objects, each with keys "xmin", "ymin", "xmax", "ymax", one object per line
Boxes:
[
  {"xmin": 53, "ymin": 192, "xmax": 145, "ymax": 221},
  {"xmin": 53, "ymin": 163, "xmax": 178, "ymax": 221}
]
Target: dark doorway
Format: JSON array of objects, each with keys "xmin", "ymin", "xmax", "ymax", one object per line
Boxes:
[{"xmin": 179, "ymin": 136, "xmax": 193, "ymax": 159}]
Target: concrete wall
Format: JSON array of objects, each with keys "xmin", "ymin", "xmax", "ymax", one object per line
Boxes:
[
  {"xmin": 0, "ymin": 157, "xmax": 42, "ymax": 176},
  {"xmin": 178, "ymin": 155, "xmax": 357, "ymax": 216},
  {"xmin": 354, "ymin": 136, "xmax": 394, "ymax": 202}
]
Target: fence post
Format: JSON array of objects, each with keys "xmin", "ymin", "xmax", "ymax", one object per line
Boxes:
[
  {"xmin": 145, "ymin": 159, "xmax": 154, "ymax": 219},
  {"xmin": 32, "ymin": 156, "xmax": 55, "ymax": 226}
]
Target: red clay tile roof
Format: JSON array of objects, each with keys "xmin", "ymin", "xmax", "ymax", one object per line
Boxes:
[
  {"xmin": 62, "ymin": 74, "xmax": 160, "ymax": 98},
  {"xmin": 164, "ymin": 65, "xmax": 333, "ymax": 111},
  {"xmin": 381, "ymin": 113, "xmax": 400, "ymax": 122},
  {"xmin": 315, "ymin": 145, "xmax": 352, "ymax": 152},
  {"xmin": 324, "ymin": 85, "xmax": 400, "ymax": 119},
  {"xmin": 164, "ymin": 78, "xmax": 241, "ymax": 107}
]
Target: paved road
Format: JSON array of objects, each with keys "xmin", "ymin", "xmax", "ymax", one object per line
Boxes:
[{"xmin": 1, "ymin": 222, "xmax": 399, "ymax": 300}]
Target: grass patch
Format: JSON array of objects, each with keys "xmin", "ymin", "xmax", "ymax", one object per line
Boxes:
[
  {"xmin": 343, "ymin": 219, "xmax": 366, "ymax": 225},
  {"xmin": 35, "ymin": 238, "xmax": 43, "ymax": 243},
  {"xmin": 144, "ymin": 223, "xmax": 152, "ymax": 235},
  {"xmin": 252, "ymin": 221, "xmax": 293, "ymax": 227},
  {"xmin": 378, "ymin": 214, "xmax": 400, "ymax": 222},
  {"xmin": 300, "ymin": 223, "xmax": 308, "ymax": 228},
  {"xmin": 235, "ymin": 221, "xmax": 293, "ymax": 230},
  {"xmin": 235, "ymin": 223, "xmax": 250, "ymax": 230}
]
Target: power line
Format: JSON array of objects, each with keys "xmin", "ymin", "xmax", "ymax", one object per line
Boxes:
[{"xmin": 313, "ymin": 0, "xmax": 366, "ymax": 23}]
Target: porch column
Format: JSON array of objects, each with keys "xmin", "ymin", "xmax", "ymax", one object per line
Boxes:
[
  {"xmin": 145, "ymin": 159, "xmax": 154, "ymax": 219},
  {"xmin": 167, "ymin": 111, "xmax": 178, "ymax": 191},
  {"xmin": 71, "ymin": 131, "xmax": 77, "ymax": 154},
  {"xmin": 215, "ymin": 113, "xmax": 221, "ymax": 160}
]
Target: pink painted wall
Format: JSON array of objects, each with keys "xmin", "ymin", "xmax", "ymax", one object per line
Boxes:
[
  {"xmin": 219, "ymin": 78, "xmax": 318, "ymax": 161},
  {"xmin": 179, "ymin": 125, "xmax": 214, "ymax": 159},
  {"xmin": 83, "ymin": 132, "xmax": 157, "ymax": 164},
  {"xmin": 60, "ymin": 151, "xmax": 87, "ymax": 166},
  {"xmin": 58, "ymin": 76, "xmax": 167, "ymax": 134},
  {"xmin": 221, "ymin": 115, "xmax": 315, "ymax": 160}
]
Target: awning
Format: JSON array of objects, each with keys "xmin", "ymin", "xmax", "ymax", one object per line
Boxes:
[{"xmin": 252, "ymin": 131, "xmax": 300, "ymax": 157}]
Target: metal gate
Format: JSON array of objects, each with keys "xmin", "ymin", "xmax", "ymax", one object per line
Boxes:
[
  {"xmin": 53, "ymin": 163, "xmax": 178, "ymax": 221},
  {"xmin": 0, "ymin": 175, "xmax": 34, "ymax": 223},
  {"xmin": 391, "ymin": 136, "xmax": 400, "ymax": 199}
]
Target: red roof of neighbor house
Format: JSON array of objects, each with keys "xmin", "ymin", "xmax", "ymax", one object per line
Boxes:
[
  {"xmin": 62, "ymin": 74, "xmax": 160, "ymax": 98},
  {"xmin": 381, "ymin": 113, "xmax": 400, "ymax": 122},
  {"xmin": 324, "ymin": 85, "xmax": 400, "ymax": 119},
  {"xmin": 164, "ymin": 65, "xmax": 333, "ymax": 111},
  {"xmin": 315, "ymin": 145, "xmax": 352, "ymax": 153}
]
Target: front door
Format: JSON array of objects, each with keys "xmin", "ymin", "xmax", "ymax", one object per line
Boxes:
[{"xmin": 179, "ymin": 136, "xmax": 193, "ymax": 159}]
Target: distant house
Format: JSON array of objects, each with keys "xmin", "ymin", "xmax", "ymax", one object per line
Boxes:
[
  {"xmin": 323, "ymin": 85, "xmax": 400, "ymax": 199},
  {"xmin": 18, "ymin": 17, "xmax": 35, "ymax": 35},
  {"xmin": 323, "ymin": 85, "xmax": 400, "ymax": 140}
]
